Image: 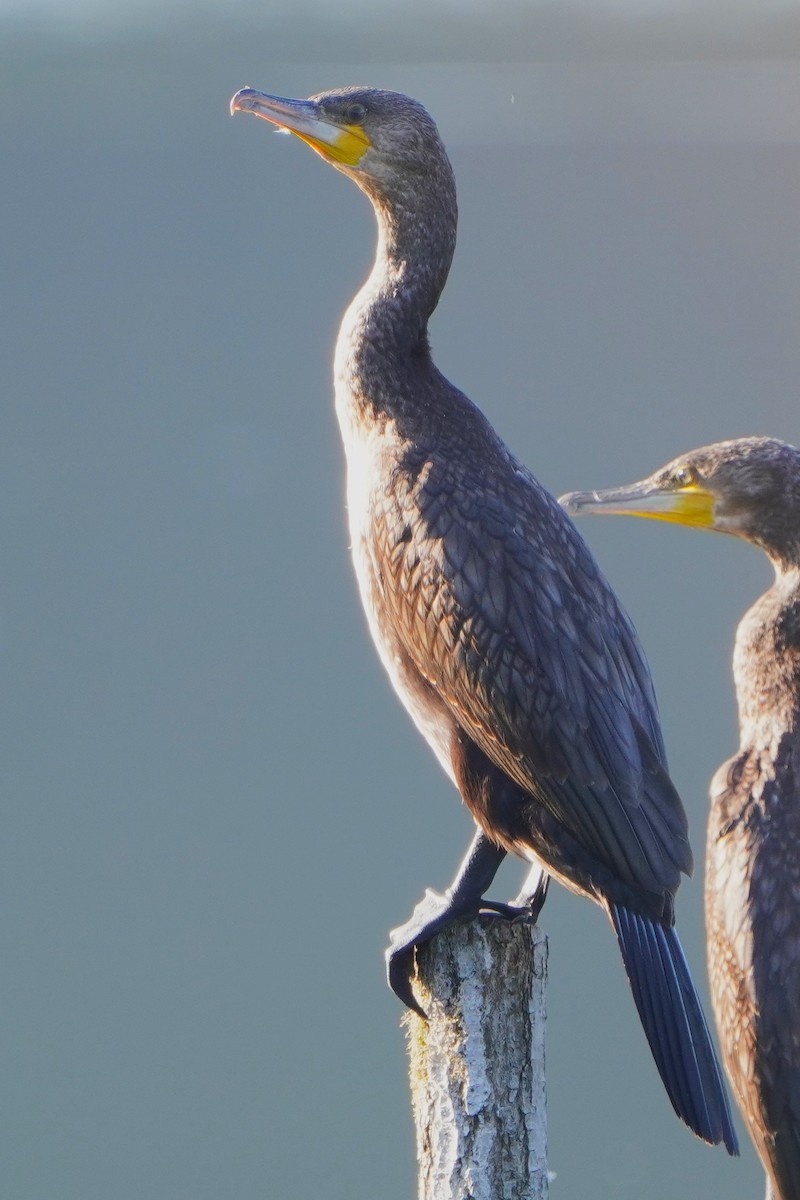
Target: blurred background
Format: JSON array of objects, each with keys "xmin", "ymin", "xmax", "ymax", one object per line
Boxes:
[{"xmin": 3, "ymin": 1, "xmax": 799, "ymax": 1196}]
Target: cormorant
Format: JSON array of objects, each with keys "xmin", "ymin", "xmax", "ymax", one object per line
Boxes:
[
  {"xmin": 230, "ymin": 85, "xmax": 737, "ymax": 1151},
  {"xmin": 562, "ymin": 436, "xmax": 800, "ymax": 1194}
]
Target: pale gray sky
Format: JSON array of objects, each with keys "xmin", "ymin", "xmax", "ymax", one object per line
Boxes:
[{"xmin": 4, "ymin": 0, "xmax": 799, "ymax": 57}]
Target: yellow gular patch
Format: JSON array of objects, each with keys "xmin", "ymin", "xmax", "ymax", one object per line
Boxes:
[
  {"xmin": 297, "ymin": 123, "xmax": 370, "ymax": 166},
  {"xmin": 629, "ymin": 485, "xmax": 715, "ymax": 528}
]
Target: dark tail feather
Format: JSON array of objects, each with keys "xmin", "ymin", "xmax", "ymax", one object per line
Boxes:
[{"xmin": 610, "ymin": 903, "xmax": 739, "ymax": 1154}]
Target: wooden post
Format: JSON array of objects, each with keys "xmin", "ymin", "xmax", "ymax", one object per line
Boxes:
[{"xmin": 405, "ymin": 918, "xmax": 548, "ymax": 1200}]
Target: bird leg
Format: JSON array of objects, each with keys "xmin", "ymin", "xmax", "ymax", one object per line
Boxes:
[
  {"xmin": 513, "ymin": 861, "xmax": 551, "ymax": 917},
  {"xmin": 386, "ymin": 828, "xmax": 505, "ymax": 1015},
  {"xmin": 386, "ymin": 830, "xmax": 549, "ymax": 1015},
  {"xmin": 483, "ymin": 862, "xmax": 551, "ymax": 923}
]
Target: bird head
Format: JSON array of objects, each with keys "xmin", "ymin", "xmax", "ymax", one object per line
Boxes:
[
  {"xmin": 230, "ymin": 85, "xmax": 450, "ymax": 198},
  {"xmin": 560, "ymin": 436, "xmax": 800, "ymax": 567}
]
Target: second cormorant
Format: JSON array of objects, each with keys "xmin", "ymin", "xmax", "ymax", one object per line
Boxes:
[
  {"xmin": 562, "ymin": 435, "xmax": 800, "ymax": 1193},
  {"xmin": 230, "ymin": 84, "xmax": 737, "ymax": 1151}
]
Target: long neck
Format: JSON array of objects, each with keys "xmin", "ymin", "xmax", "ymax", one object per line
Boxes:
[
  {"xmin": 334, "ymin": 173, "xmax": 457, "ymax": 430},
  {"xmin": 733, "ymin": 565, "xmax": 800, "ymax": 754}
]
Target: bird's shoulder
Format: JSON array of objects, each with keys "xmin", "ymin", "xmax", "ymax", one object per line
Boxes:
[{"xmin": 379, "ymin": 441, "xmax": 663, "ymax": 750}]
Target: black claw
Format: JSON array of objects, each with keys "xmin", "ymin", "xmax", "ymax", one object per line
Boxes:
[
  {"xmin": 479, "ymin": 899, "xmax": 539, "ymax": 922},
  {"xmin": 386, "ymin": 944, "xmax": 427, "ymax": 1018},
  {"xmin": 479, "ymin": 900, "xmax": 522, "ymax": 918},
  {"xmin": 386, "ymin": 886, "xmax": 480, "ymax": 1016}
]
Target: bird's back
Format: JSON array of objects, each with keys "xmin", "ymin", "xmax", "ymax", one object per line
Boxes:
[{"xmin": 339, "ymin": 362, "xmax": 692, "ymax": 911}]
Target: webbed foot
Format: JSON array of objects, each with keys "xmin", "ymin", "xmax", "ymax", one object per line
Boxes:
[
  {"xmin": 385, "ymin": 833, "xmax": 550, "ymax": 1016},
  {"xmin": 386, "ymin": 886, "xmax": 475, "ymax": 1016}
]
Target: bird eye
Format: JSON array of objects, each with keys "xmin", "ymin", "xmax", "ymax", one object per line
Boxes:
[
  {"xmin": 672, "ymin": 466, "xmax": 695, "ymax": 487},
  {"xmin": 345, "ymin": 103, "xmax": 367, "ymax": 124}
]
